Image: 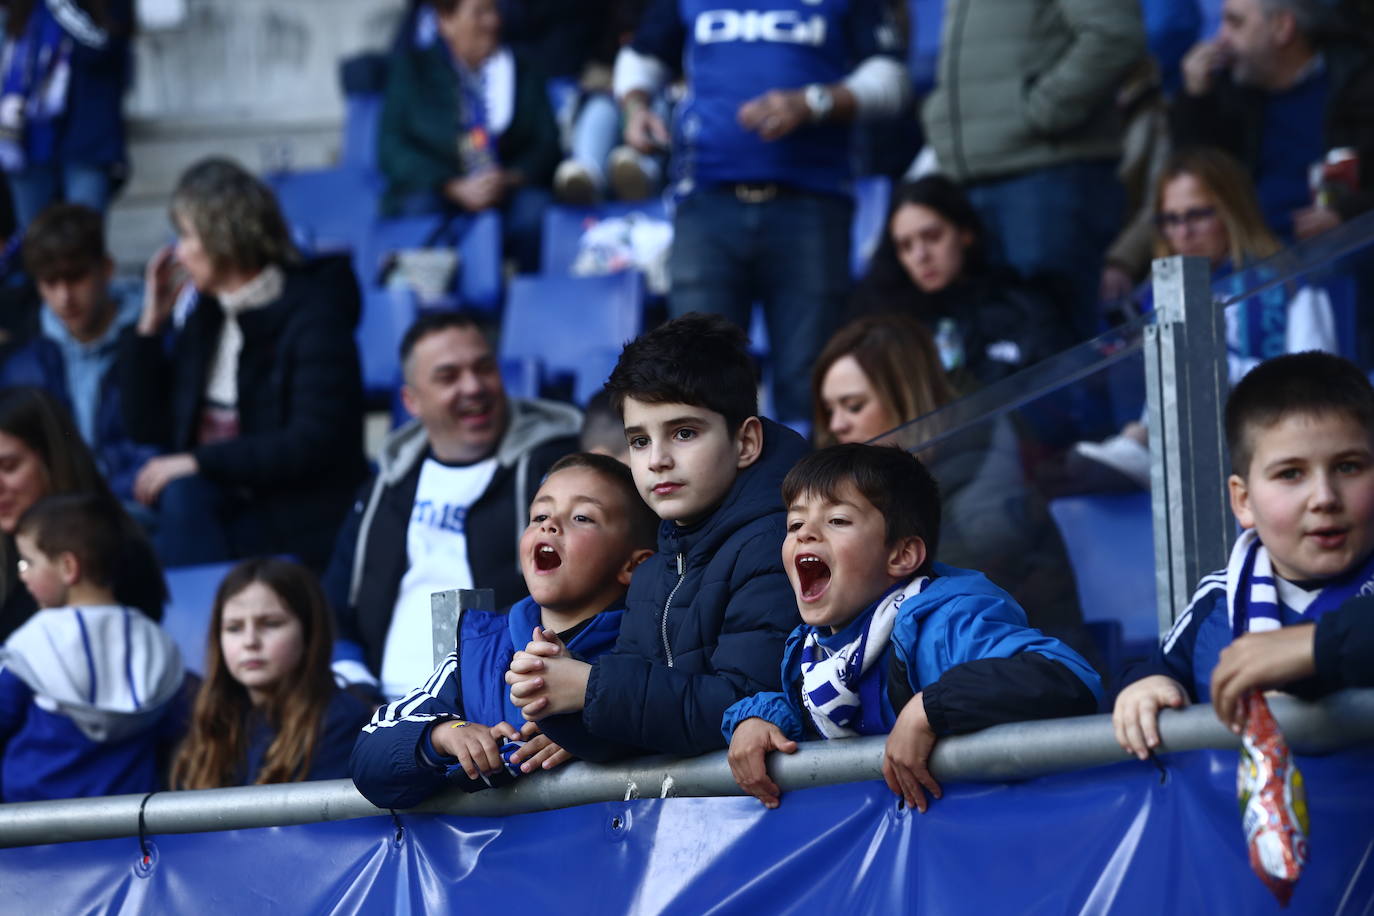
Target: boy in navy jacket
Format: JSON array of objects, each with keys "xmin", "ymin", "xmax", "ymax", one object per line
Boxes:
[
  {"xmin": 351, "ymin": 453, "xmax": 657, "ymax": 808},
  {"xmin": 1114, "ymin": 353, "xmax": 1374, "ymax": 759},
  {"xmin": 507, "ymin": 313, "xmax": 809, "ymax": 759},
  {"xmin": 724, "ymin": 445, "xmax": 1101, "ymax": 811}
]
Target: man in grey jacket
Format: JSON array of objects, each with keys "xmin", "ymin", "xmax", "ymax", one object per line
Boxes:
[
  {"xmin": 323, "ymin": 311, "xmax": 581, "ymax": 698},
  {"xmin": 922, "ymin": 0, "xmax": 1146, "ymax": 342}
]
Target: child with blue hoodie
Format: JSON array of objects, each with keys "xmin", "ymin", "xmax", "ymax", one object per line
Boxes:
[
  {"xmin": 350, "ymin": 453, "xmax": 657, "ymax": 808},
  {"xmin": 724, "ymin": 445, "xmax": 1102, "ymax": 811},
  {"xmin": 0, "ymin": 493, "xmax": 184, "ymax": 802}
]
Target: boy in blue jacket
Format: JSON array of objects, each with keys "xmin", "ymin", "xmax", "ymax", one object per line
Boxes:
[
  {"xmin": 1114, "ymin": 353, "xmax": 1374, "ymax": 760},
  {"xmin": 724, "ymin": 445, "xmax": 1102, "ymax": 811},
  {"xmin": 506, "ymin": 313, "xmax": 809, "ymax": 759},
  {"xmin": 350, "ymin": 453, "xmax": 657, "ymax": 808}
]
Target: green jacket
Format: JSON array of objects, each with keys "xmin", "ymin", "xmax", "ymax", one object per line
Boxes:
[
  {"xmin": 921, "ymin": 0, "xmax": 1146, "ymax": 181},
  {"xmin": 377, "ymin": 43, "xmax": 560, "ymax": 215}
]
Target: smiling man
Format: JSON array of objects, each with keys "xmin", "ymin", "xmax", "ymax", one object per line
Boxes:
[{"xmin": 324, "ymin": 311, "xmax": 580, "ymax": 698}]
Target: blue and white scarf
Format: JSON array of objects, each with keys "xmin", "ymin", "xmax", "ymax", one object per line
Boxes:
[
  {"xmin": 0, "ymin": 0, "xmax": 108, "ymax": 172},
  {"xmin": 799, "ymin": 575, "xmax": 927, "ymax": 739},
  {"xmin": 1227, "ymin": 528, "xmax": 1374, "ymax": 638}
]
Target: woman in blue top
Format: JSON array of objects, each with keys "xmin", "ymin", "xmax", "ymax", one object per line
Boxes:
[{"xmin": 171, "ymin": 557, "xmax": 370, "ymax": 788}]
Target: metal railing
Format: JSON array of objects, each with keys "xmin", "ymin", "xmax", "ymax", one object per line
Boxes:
[{"xmin": 1, "ymin": 690, "xmax": 1370, "ymax": 850}]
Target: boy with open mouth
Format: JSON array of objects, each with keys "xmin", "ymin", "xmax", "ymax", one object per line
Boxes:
[
  {"xmin": 724, "ymin": 444, "xmax": 1101, "ymax": 811},
  {"xmin": 351, "ymin": 453, "xmax": 656, "ymax": 808}
]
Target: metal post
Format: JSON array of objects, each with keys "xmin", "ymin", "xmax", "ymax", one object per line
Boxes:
[
  {"xmin": 431, "ymin": 588, "xmax": 495, "ymax": 668},
  {"xmin": 1145, "ymin": 255, "xmax": 1232, "ymax": 634}
]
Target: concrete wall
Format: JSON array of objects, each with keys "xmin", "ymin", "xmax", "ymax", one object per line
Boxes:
[{"xmin": 109, "ymin": 0, "xmax": 405, "ymax": 268}]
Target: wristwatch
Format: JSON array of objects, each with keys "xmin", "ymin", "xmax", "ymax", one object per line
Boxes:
[{"xmin": 803, "ymin": 83, "xmax": 834, "ymax": 123}]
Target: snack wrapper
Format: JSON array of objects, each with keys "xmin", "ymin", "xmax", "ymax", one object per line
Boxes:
[{"xmin": 1237, "ymin": 690, "xmax": 1309, "ymax": 906}]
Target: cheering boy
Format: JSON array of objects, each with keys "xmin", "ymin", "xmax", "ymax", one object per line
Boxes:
[{"xmin": 725, "ymin": 445, "xmax": 1101, "ymax": 810}]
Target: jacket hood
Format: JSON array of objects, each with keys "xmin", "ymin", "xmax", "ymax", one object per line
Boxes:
[
  {"xmin": 909, "ymin": 564, "xmax": 1021, "ymax": 622},
  {"xmin": 0, "ymin": 605, "xmax": 184, "ymax": 743},
  {"xmin": 659, "ymin": 418, "xmax": 810, "ymax": 558},
  {"xmin": 376, "ymin": 396, "xmax": 583, "ymax": 484}
]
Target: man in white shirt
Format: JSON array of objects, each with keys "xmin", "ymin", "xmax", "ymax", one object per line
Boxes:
[{"xmin": 324, "ymin": 311, "xmax": 580, "ymax": 697}]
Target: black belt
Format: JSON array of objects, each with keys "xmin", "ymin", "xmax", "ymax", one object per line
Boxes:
[{"xmin": 723, "ymin": 182, "xmax": 795, "ymax": 203}]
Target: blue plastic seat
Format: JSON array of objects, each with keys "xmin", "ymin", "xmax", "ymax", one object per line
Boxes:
[
  {"xmin": 268, "ymin": 166, "xmax": 381, "ymax": 256},
  {"xmin": 851, "ymin": 175, "xmax": 892, "ymax": 279},
  {"xmin": 1049, "ymin": 491, "xmax": 1159, "ymax": 651},
  {"xmin": 162, "ymin": 561, "xmax": 238, "ymax": 676},
  {"xmin": 357, "ymin": 284, "xmax": 421, "ymax": 397},
  {"xmin": 539, "ymin": 199, "xmax": 671, "ymax": 276},
  {"xmin": 341, "ymin": 92, "xmax": 384, "ymax": 174},
  {"xmin": 501, "ymin": 272, "xmax": 645, "ymax": 404},
  {"xmin": 358, "ymin": 211, "xmax": 504, "ymax": 315}
]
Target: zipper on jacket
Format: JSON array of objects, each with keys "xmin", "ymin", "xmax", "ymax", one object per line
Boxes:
[{"xmin": 660, "ymin": 553, "xmax": 686, "ymax": 667}]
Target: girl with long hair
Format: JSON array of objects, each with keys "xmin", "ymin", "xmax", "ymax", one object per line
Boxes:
[{"xmin": 171, "ymin": 557, "xmax": 368, "ymax": 788}]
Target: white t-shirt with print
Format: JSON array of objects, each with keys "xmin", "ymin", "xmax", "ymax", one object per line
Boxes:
[{"xmin": 380, "ymin": 455, "xmax": 499, "ymax": 698}]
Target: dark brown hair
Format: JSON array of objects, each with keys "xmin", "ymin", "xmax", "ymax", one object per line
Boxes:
[
  {"xmin": 544, "ymin": 451, "xmax": 658, "ymax": 549},
  {"xmin": 22, "ymin": 203, "xmax": 107, "ymax": 281}
]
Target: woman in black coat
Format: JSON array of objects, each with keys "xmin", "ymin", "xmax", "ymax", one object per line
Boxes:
[
  {"xmin": 119, "ymin": 158, "xmax": 366, "ymax": 571},
  {"xmin": 850, "ymin": 175, "xmax": 1071, "ymax": 390}
]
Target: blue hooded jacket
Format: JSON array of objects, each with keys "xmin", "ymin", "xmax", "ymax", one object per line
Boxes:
[
  {"xmin": 722, "ymin": 565, "xmax": 1102, "ymax": 741},
  {"xmin": 540, "ymin": 418, "xmax": 810, "ymax": 760},
  {"xmin": 350, "ymin": 597, "xmax": 623, "ymax": 809}
]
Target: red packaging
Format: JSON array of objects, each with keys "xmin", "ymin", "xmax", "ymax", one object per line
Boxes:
[{"xmin": 1237, "ymin": 690, "xmax": 1309, "ymax": 907}]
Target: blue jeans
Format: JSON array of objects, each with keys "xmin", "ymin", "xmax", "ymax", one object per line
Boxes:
[
  {"xmin": 7, "ymin": 162, "xmax": 112, "ymax": 230},
  {"xmin": 964, "ymin": 160, "xmax": 1123, "ymax": 343},
  {"xmin": 669, "ymin": 187, "xmax": 852, "ymax": 424},
  {"xmin": 154, "ymin": 473, "xmax": 270, "ymax": 568}
]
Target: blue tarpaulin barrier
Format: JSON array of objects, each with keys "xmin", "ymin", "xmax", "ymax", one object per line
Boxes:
[{"xmin": 2, "ymin": 749, "xmax": 1371, "ymax": 914}]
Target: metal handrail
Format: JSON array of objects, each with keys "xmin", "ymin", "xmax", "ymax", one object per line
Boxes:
[{"xmin": 1, "ymin": 690, "xmax": 1371, "ymax": 850}]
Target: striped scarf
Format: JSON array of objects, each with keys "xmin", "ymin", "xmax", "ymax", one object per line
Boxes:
[
  {"xmin": 799, "ymin": 575, "xmax": 927, "ymax": 739},
  {"xmin": 1227, "ymin": 528, "xmax": 1374, "ymax": 637}
]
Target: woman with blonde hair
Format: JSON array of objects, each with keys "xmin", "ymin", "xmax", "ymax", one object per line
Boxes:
[
  {"xmin": 119, "ymin": 157, "xmax": 367, "ymax": 571},
  {"xmin": 172, "ymin": 557, "xmax": 369, "ymax": 788},
  {"xmin": 811, "ymin": 315, "xmax": 1095, "ymax": 669}
]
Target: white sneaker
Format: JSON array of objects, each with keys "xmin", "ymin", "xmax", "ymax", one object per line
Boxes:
[
  {"xmin": 554, "ymin": 159, "xmax": 600, "ymax": 206},
  {"xmin": 608, "ymin": 146, "xmax": 657, "ymax": 201},
  {"xmin": 1073, "ymin": 434, "xmax": 1152, "ymax": 488}
]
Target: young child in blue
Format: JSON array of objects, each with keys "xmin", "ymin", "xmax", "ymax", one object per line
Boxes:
[
  {"xmin": 505, "ymin": 313, "xmax": 810, "ymax": 760},
  {"xmin": 0, "ymin": 492, "xmax": 184, "ymax": 802},
  {"xmin": 724, "ymin": 445, "xmax": 1102, "ymax": 811},
  {"xmin": 351, "ymin": 453, "xmax": 658, "ymax": 808},
  {"xmin": 1114, "ymin": 352, "xmax": 1374, "ymax": 759}
]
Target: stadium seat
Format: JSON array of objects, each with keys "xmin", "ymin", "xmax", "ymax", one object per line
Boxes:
[
  {"xmin": 357, "ymin": 284, "xmax": 420, "ymax": 397},
  {"xmin": 501, "ymin": 271, "xmax": 645, "ymax": 404},
  {"xmin": 341, "ymin": 92, "xmax": 384, "ymax": 174},
  {"xmin": 1049, "ymin": 491, "xmax": 1159, "ymax": 652},
  {"xmin": 268, "ymin": 166, "xmax": 381, "ymax": 256},
  {"xmin": 359, "ymin": 211, "xmax": 504, "ymax": 315},
  {"xmin": 539, "ymin": 199, "xmax": 671, "ymax": 276},
  {"xmin": 162, "ymin": 561, "xmax": 237, "ymax": 676},
  {"xmin": 851, "ymin": 174, "xmax": 892, "ymax": 279}
]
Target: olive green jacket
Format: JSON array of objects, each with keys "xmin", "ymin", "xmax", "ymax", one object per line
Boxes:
[{"xmin": 921, "ymin": 0, "xmax": 1146, "ymax": 181}]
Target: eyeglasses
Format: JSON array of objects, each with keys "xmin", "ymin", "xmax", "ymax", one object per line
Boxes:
[{"xmin": 1154, "ymin": 206, "xmax": 1218, "ymax": 231}]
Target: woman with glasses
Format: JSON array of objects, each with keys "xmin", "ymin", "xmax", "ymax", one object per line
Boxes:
[{"xmin": 1149, "ymin": 146, "xmax": 1336, "ymax": 382}]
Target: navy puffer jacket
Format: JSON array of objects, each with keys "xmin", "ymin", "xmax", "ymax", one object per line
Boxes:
[{"xmin": 543, "ymin": 418, "xmax": 809, "ymax": 760}]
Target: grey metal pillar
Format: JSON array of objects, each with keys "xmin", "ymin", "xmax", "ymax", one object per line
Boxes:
[
  {"xmin": 431, "ymin": 588, "xmax": 495, "ymax": 667},
  {"xmin": 1145, "ymin": 255, "xmax": 1233, "ymax": 635}
]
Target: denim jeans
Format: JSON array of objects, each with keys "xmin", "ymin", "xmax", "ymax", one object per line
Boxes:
[
  {"xmin": 964, "ymin": 160, "xmax": 1123, "ymax": 343},
  {"xmin": 7, "ymin": 162, "xmax": 112, "ymax": 230},
  {"xmin": 154, "ymin": 473, "xmax": 269, "ymax": 569},
  {"xmin": 669, "ymin": 186, "xmax": 852, "ymax": 424}
]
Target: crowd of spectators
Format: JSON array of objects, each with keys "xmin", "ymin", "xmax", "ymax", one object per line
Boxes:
[{"xmin": 0, "ymin": 0, "xmax": 1368, "ymax": 805}]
